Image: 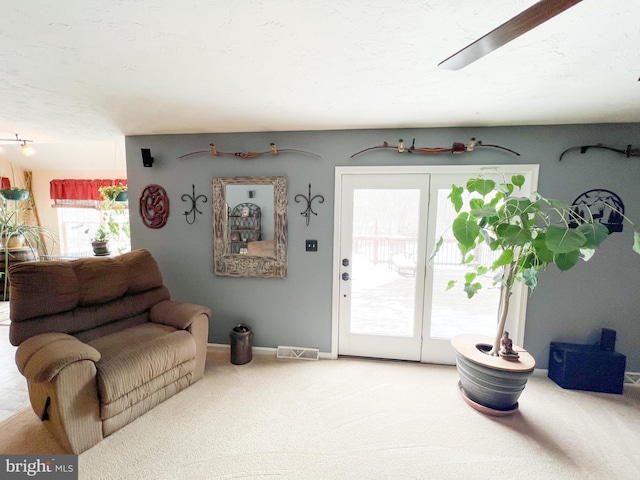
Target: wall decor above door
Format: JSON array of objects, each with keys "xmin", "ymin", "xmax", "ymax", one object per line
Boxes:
[
  {"xmin": 559, "ymin": 143, "xmax": 640, "ymax": 161},
  {"xmin": 350, "ymin": 137, "xmax": 519, "ymax": 158}
]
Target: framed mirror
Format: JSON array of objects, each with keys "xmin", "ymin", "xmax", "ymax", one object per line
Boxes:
[{"xmin": 212, "ymin": 176, "xmax": 288, "ymax": 278}]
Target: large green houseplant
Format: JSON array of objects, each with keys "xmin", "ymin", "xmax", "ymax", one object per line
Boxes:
[
  {"xmin": 431, "ymin": 171, "xmax": 640, "ymax": 413},
  {"xmin": 0, "ymin": 199, "xmax": 57, "ymax": 300}
]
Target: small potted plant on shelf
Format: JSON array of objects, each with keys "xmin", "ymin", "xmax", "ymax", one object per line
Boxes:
[
  {"xmin": 88, "ymin": 224, "xmax": 111, "ymax": 256},
  {"xmin": 430, "ymin": 171, "xmax": 640, "ymax": 415},
  {"xmin": 84, "ymin": 185, "xmax": 131, "ymax": 256}
]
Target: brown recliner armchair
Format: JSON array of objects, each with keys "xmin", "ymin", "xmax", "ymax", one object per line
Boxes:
[{"xmin": 8, "ymin": 249, "xmax": 210, "ymax": 454}]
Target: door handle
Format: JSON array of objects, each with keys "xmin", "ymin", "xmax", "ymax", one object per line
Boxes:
[{"xmin": 341, "ymin": 272, "xmax": 350, "ymax": 281}]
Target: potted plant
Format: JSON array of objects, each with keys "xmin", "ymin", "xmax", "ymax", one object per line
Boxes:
[
  {"xmin": 88, "ymin": 224, "xmax": 111, "ymax": 256},
  {"xmin": 0, "ymin": 201, "xmax": 57, "ymax": 300},
  {"xmin": 84, "ymin": 188, "xmax": 131, "ymax": 256},
  {"xmin": 431, "ymin": 171, "xmax": 640, "ymax": 414},
  {"xmin": 0, "ymin": 187, "xmax": 30, "ymax": 202},
  {"xmin": 98, "ymin": 184, "xmax": 128, "ymax": 202}
]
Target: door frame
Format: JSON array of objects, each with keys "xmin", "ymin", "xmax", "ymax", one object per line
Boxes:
[{"xmin": 330, "ymin": 164, "xmax": 540, "ymax": 362}]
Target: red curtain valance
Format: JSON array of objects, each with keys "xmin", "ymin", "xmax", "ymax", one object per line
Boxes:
[
  {"xmin": 0, "ymin": 177, "xmax": 11, "ymax": 189},
  {"xmin": 50, "ymin": 179, "xmax": 127, "ymax": 200}
]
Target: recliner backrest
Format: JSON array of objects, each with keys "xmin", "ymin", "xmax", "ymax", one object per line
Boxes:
[{"xmin": 8, "ymin": 249, "xmax": 168, "ymax": 345}]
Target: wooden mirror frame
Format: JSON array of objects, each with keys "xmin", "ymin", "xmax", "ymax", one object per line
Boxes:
[{"xmin": 212, "ymin": 176, "xmax": 288, "ymax": 278}]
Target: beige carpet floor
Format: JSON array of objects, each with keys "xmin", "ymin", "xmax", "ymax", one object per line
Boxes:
[{"xmin": 2, "ymin": 350, "xmax": 640, "ymax": 479}]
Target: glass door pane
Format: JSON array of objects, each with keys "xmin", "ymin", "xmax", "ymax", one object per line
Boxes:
[
  {"xmin": 350, "ymin": 188, "xmax": 420, "ymax": 337},
  {"xmin": 429, "ymin": 187, "xmax": 500, "ymax": 340}
]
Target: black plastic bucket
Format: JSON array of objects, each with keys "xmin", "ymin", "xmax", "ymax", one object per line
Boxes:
[{"xmin": 230, "ymin": 323, "xmax": 253, "ymax": 365}]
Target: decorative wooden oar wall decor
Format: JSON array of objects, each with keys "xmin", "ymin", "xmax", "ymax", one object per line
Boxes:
[
  {"xmin": 350, "ymin": 138, "xmax": 520, "ymax": 158},
  {"xmin": 178, "ymin": 143, "xmax": 321, "ymax": 160}
]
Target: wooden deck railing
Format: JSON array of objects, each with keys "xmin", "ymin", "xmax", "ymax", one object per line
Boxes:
[{"xmin": 352, "ymin": 235, "xmax": 499, "ymax": 267}]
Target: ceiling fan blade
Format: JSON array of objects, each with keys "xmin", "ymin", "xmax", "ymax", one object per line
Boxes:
[{"xmin": 438, "ymin": 0, "xmax": 582, "ymax": 70}]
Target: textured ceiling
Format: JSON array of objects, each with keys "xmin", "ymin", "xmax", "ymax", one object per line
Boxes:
[{"xmin": 0, "ymin": 0, "xmax": 639, "ymax": 170}]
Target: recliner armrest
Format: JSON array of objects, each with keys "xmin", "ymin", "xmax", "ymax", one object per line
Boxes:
[
  {"xmin": 150, "ymin": 300, "xmax": 211, "ymax": 330},
  {"xmin": 16, "ymin": 333, "xmax": 101, "ymax": 383}
]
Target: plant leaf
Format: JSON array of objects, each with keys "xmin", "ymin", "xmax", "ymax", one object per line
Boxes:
[
  {"xmin": 464, "ymin": 282, "xmax": 482, "ymax": 299},
  {"xmin": 429, "ymin": 236, "xmax": 444, "ymax": 261},
  {"xmin": 446, "ymin": 280, "xmax": 456, "ymax": 291},
  {"xmin": 580, "ymin": 248, "xmax": 595, "ymax": 262},
  {"xmin": 462, "ymin": 253, "xmax": 475, "ymax": 264},
  {"xmin": 448, "ymin": 185, "xmax": 464, "ymax": 213},
  {"xmin": 464, "ymin": 272, "xmax": 477, "ymax": 283},
  {"xmin": 533, "ymin": 234, "xmax": 555, "ymax": 264},
  {"xmin": 469, "ymin": 198, "xmax": 484, "ymax": 210},
  {"xmin": 511, "ymin": 175, "xmax": 525, "ymax": 188},
  {"xmin": 452, "ymin": 213, "xmax": 480, "ymax": 248},
  {"xmin": 522, "ymin": 267, "xmax": 538, "ymax": 290},
  {"xmin": 492, "ymin": 249, "xmax": 513, "ymax": 269},
  {"xmin": 545, "ymin": 225, "xmax": 587, "ymax": 254},
  {"xmin": 633, "ymin": 230, "xmax": 640, "ymax": 255},
  {"xmin": 577, "ymin": 222, "xmax": 609, "ymax": 249},
  {"xmin": 470, "ymin": 207, "xmax": 498, "ymax": 218},
  {"xmin": 505, "ymin": 198, "xmax": 533, "ymax": 216},
  {"xmin": 554, "ymin": 250, "xmax": 580, "ymax": 271},
  {"xmin": 476, "ymin": 266, "xmax": 489, "ymax": 275},
  {"xmin": 500, "ymin": 224, "xmax": 532, "ymax": 246},
  {"xmin": 467, "ymin": 178, "xmax": 495, "ymax": 196},
  {"xmin": 495, "ymin": 183, "xmax": 513, "ymax": 194}
]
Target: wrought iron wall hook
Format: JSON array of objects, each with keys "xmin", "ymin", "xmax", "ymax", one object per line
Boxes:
[
  {"xmin": 182, "ymin": 184, "xmax": 208, "ymax": 225},
  {"xmin": 559, "ymin": 143, "xmax": 640, "ymax": 161},
  {"xmin": 295, "ymin": 183, "xmax": 325, "ymax": 226}
]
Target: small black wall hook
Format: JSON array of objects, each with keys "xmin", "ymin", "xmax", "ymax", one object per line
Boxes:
[
  {"xmin": 182, "ymin": 184, "xmax": 208, "ymax": 225},
  {"xmin": 295, "ymin": 183, "xmax": 325, "ymax": 226}
]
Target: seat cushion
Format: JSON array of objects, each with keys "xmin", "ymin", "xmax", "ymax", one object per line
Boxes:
[{"xmin": 88, "ymin": 323, "xmax": 196, "ymax": 420}]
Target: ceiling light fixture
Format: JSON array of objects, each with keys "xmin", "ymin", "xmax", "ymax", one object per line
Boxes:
[{"xmin": 0, "ymin": 133, "xmax": 36, "ymax": 156}]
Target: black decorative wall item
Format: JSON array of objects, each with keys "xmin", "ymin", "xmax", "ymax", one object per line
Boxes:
[
  {"xmin": 182, "ymin": 184, "xmax": 208, "ymax": 225},
  {"xmin": 559, "ymin": 144, "xmax": 640, "ymax": 161},
  {"xmin": 295, "ymin": 184, "xmax": 325, "ymax": 226},
  {"xmin": 570, "ymin": 189, "xmax": 625, "ymax": 233}
]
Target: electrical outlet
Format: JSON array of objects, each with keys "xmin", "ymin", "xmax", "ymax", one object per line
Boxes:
[{"xmin": 306, "ymin": 240, "xmax": 318, "ymax": 252}]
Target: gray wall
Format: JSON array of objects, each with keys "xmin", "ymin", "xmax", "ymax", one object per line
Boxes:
[{"xmin": 125, "ymin": 124, "xmax": 640, "ymax": 370}]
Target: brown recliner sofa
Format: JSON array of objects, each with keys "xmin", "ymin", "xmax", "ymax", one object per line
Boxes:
[{"xmin": 8, "ymin": 249, "xmax": 210, "ymax": 454}]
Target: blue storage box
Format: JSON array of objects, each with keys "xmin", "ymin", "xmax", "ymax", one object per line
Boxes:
[{"xmin": 548, "ymin": 342, "xmax": 626, "ymax": 394}]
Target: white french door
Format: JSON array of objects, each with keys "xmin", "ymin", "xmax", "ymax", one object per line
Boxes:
[
  {"xmin": 332, "ymin": 165, "xmax": 539, "ymax": 364},
  {"xmin": 337, "ymin": 173, "xmax": 430, "ymax": 361}
]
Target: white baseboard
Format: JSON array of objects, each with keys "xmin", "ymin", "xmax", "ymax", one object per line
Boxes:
[
  {"xmin": 207, "ymin": 343, "xmax": 333, "ymax": 359},
  {"xmin": 206, "ymin": 345, "xmax": 640, "ymax": 382}
]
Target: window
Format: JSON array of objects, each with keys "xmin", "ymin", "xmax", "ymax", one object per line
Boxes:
[
  {"xmin": 57, "ymin": 207, "xmax": 130, "ymax": 255},
  {"xmin": 50, "ymin": 179, "xmax": 131, "ymax": 256}
]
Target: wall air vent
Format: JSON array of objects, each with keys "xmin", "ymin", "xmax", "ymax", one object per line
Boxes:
[{"xmin": 276, "ymin": 346, "xmax": 320, "ymax": 361}]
